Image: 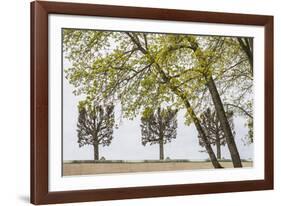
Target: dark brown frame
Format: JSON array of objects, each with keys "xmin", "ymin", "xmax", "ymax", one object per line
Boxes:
[{"xmin": 31, "ymin": 1, "xmax": 274, "ymax": 204}]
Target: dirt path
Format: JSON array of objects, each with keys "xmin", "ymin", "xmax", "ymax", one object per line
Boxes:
[{"xmin": 63, "ymin": 161, "xmax": 253, "ymax": 176}]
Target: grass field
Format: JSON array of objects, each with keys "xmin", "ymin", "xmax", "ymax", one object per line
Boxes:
[{"xmin": 63, "ymin": 161, "xmax": 253, "ymax": 176}]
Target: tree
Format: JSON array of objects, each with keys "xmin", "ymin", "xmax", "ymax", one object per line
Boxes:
[
  {"xmin": 140, "ymin": 107, "xmax": 177, "ymax": 160},
  {"xmin": 179, "ymin": 36, "xmax": 242, "ymax": 167},
  {"xmin": 63, "ymin": 29, "xmax": 254, "ymax": 168},
  {"xmin": 198, "ymin": 108, "xmax": 235, "ymax": 159},
  {"xmin": 77, "ymin": 103, "xmax": 115, "ymax": 160}
]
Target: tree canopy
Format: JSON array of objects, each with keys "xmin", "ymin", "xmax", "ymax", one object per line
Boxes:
[{"xmin": 64, "ymin": 30, "xmax": 251, "ymax": 121}]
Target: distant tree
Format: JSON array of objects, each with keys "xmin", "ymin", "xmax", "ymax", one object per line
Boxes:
[
  {"xmin": 77, "ymin": 103, "xmax": 115, "ymax": 160},
  {"xmin": 198, "ymin": 108, "xmax": 235, "ymax": 160},
  {"xmin": 140, "ymin": 107, "xmax": 177, "ymax": 160}
]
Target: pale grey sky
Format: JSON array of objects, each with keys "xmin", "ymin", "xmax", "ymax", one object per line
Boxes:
[{"xmin": 62, "ymin": 60, "xmax": 253, "ymax": 161}]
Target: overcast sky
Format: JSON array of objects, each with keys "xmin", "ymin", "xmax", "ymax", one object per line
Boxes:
[{"xmin": 62, "ymin": 59, "xmax": 253, "ymax": 161}]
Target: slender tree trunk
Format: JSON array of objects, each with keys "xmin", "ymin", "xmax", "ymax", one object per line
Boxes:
[
  {"xmin": 216, "ymin": 138, "xmax": 221, "ymax": 160},
  {"xmin": 196, "ymin": 125, "xmax": 222, "ymax": 168},
  {"xmin": 93, "ymin": 142, "xmax": 99, "ymax": 160},
  {"xmin": 183, "ymin": 99, "xmax": 223, "ymax": 168},
  {"xmin": 159, "ymin": 139, "xmax": 164, "ymax": 160},
  {"xmin": 206, "ymin": 76, "xmax": 242, "ymax": 167},
  {"xmin": 158, "ymin": 108, "xmax": 165, "ymax": 160}
]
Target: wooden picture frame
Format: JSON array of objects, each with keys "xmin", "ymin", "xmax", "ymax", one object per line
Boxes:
[{"xmin": 31, "ymin": 1, "xmax": 274, "ymax": 204}]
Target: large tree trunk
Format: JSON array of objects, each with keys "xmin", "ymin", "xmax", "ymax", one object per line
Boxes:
[
  {"xmin": 183, "ymin": 99, "xmax": 223, "ymax": 168},
  {"xmin": 206, "ymin": 76, "xmax": 242, "ymax": 167},
  {"xmin": 93, "ymin": 142, "xmax": 99, "ymax": 160},
  {"xmin": 216, "ymin": 138, "xmax": 221, "ymax": 160},
  {"xmin": 159, "ymin": 139, "xmax": 164, "ymax": 160}
]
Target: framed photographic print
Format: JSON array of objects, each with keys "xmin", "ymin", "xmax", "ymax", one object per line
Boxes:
[{"xmin": 30, "ymin": 1, "xmax": 274, "ymax": 204}]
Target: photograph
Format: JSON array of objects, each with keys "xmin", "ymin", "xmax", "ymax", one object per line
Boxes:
[
  {"xmin": 29, "ymin": 1, "xmax": 274, "ymax": 204},
  {"xmin": 62, "ymin": 29, "xmax": 254, "ymax": 176}
]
